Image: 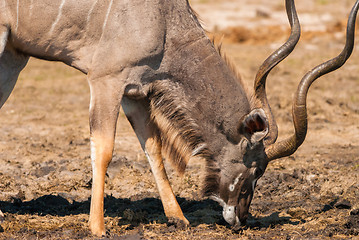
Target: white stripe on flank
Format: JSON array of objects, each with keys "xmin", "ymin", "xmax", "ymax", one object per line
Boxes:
[
  {"xmin": 15, "ymin": 0, "xmax": 19, "ymax": 31},
  {"xmin": 102, "ymin": 0, "xmax": 113, "ymax": 33},
  {"xmin": 87, "ymin": 0, "xmax": 99, "ymax": 24},
  {"xmin": 49, "ymin": 0, "xmax": 66, "ymax": 34},
  {"xmin": 29, "ymin": 0, "xmax": 34, "ymax": 17}
]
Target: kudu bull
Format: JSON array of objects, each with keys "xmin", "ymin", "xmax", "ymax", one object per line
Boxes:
[{"xmin": 0, "ymin": 0, "xmax": 358, "ymax": 236}]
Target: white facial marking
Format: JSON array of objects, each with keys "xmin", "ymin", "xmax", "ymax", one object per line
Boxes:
[
  {"xmin": 50, "ymin": 0, "xmax": 66, "ymax": 34},
  {"xmin": 210, "ymin": 196, "xmax": 238, "ymax": 226},
  {"xmin": 223, "ymin": 204, "xmax": 236, "ymax": 225},
  {"xmin": 234, "ymin": 173, "xmax": 242, "ymax": 185},
  {"xmin": 102, "ymin": 0, "xmax": 114, "ymax": 32},
  {"xmin": 209, "ymin": 195, "xmax": 225, "ymax": 207},
  {"xmin": 229, "ymin": 173, "xmax": 242, "ymax": 192}
]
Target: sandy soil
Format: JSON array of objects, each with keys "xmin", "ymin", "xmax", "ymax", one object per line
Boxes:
[{"xmin": 0, "ymin": 0, "xmax": 358, "ymax": 239}]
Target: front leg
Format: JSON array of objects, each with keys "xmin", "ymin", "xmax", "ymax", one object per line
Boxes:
[
  {"xmin": 88, "ymin": 79, "xmax": 122, "ymax": 237},
  {"xmin": 145, "ymin": 136, "xmax": 189, "ymax": 226},
  {"xmin": 121, "ymin": 97, "xmax": 189, "ymax": 226}
]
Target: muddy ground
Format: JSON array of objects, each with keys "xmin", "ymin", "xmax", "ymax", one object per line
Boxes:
[{"xmin": 0, "ymin": 0, "xmax": 359, "ymax": 239}]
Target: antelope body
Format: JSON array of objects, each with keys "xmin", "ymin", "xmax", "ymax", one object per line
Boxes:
[{"xmin": 0, "ymin": 0, "xmax": 358, "ymax": 237}]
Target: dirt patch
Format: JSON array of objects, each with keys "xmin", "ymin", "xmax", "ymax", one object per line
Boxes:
[{"xmin": 1, "ymin": 0, "xmax": 359, "ymax": 239}]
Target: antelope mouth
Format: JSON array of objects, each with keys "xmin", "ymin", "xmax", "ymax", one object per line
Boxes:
[
  {"xmin": 222, "ymin": 204, "xmax": 236, "ymax": 225},
  {"xmin": 223, "ymin": 205, "xmax": 245, "ymax": 230},
  {"xmin": 232, "ymin": 219, "xmax": 242, "ymax": 231},
  {"xmin": 209, "ymin": 195, "xmax": 243, "ymax": 228}
]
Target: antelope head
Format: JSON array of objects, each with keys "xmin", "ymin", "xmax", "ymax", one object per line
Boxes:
[{"xmin": 209, "ymin": 0, "xmax": 359, "ymax": 228}]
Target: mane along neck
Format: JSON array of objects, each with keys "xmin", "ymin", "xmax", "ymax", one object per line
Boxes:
[
  {"xmin": 148, "ymin": 81, "xmax": 208, "ymax": 172},
  {"xmin": 148, "ymin": 81, "xmax": 220, "ymax": 195}
]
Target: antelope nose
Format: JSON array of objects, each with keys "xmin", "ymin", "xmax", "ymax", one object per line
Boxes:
[{"xmin": 222, "ymin": 205, "xmax": 236, "ymax": 225}]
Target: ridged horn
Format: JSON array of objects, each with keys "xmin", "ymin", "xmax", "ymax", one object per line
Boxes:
[
  {"xmin": 254, "ymin": 0, "xmax": 301, "ymax": 145},
  {"xmin": 265, "ymin": 0, "xmax": 359, "ymax": 161}
]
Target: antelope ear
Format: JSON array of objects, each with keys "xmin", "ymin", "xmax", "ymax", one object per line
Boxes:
[{"xmin": 239, "ymin": 109, "xmax": 269, "ymax": 145}]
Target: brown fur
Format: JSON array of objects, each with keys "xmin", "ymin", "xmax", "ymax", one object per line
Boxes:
[
  {"xmin": 212, "ymin": 38, "xmax": 258, "ymax": 110},
  {"xmin": 146, "ymin": 38, "xmax": 258, "ymax": 195},
  {"xmin": 148, "ymin": 81, "xmax": 210, "ymax": 174},
  {"xmin": 148, "ymin": 81, "xmax": 221, "ymax": 196}
]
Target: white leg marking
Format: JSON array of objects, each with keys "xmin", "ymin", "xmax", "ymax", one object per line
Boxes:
[
  {"xmin": 102, "ymin": 0, "xmax": 113, "ymax": 33},
  {"xmin": 91, "ymin": 139, "xmax": 97, "ymax": 178},
  {"xmin": 49, "ymin": 0, "xmax": 66, "ymax": 34},
  {"xmin": 89, "ymin": 84, "xmax": 94, "ymax": 112},
  {"xmin": 144, "ymin": 150, "xmax": 154, "ymax": 165}
]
